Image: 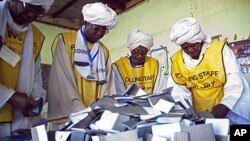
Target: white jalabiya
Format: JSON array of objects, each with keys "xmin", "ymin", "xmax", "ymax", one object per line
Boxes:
[
  {"xmin": 47, "ymin": 34, "xmax": 116, "ymax": 121},
  {"xmin": 170, "ymin": 17, "xmax": 206, "ymax": 45},
  {"xmin": 0, "ymin": 0, "xmax": 46, "ymax": 131},
  {"xmin": 74, "ymin": 27, "xmax": 106, "ymax": 83},
  {"xmin": 127, "ymin": 29, "xmax": 153, "ymax": 51},
  {"xmin": 82, "ymin": 2, "xmax": 118, "ymax": 30},
  {"xmin": 167, "ymin": 39, "xmax": 250, "ymax": 124}
]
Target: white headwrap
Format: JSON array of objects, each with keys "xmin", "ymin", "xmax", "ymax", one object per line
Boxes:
[
  {"xmin": 127, "ymin": 29, "xmax": 153, "ymax": 51},
  {"xmin": 170, "ymin": 17, "xmax": 206, "ymax": 46},
  {"xmin": 19, "ymin": 0, "xmax": 54, "ymax": 11},
  {"xmin": 82, "ymin": 2, "xmax": 118, "ymax": 30}
]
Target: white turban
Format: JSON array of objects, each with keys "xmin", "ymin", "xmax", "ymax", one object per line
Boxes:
[
  {"xmin": 127, "ymin": 29, "xmax": 153, "ymax": 51},
  {"xmin": 82, "ymin": 2, "xmax": 118, "ymax": 30},
  {"xmin": 19, "ymin": 0, "xmax": 54, "ymax": 11},
  {"xmin": 170, "ymin": 17, "xmax": 206, "ymax": 46}
]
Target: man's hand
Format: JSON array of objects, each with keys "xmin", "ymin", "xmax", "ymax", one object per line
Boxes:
[
  {"xmin": 22, "ymin": 98, "xmax": 43, "ymax": 117},
  {"xmin": 22, "ymin": 110, "xmax": 40, "ymax": 117},
  {"xmin": 0, "ymin": 35, "xmax": 3, "ymax": 50},
  {"xmin": 7, "ymin": 92, "xmax": 36, "ymax": 111},
  {"xmin": 211, "ymin": 104, "xmax": 230, "ymax": 118}
]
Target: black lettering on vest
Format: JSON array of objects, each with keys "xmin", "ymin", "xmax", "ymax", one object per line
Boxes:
[
  {"xmin": 7, "ymin": 30, "xmax": 22, "ymax": 41},
  {"xmin": 146, "ymin": 86, "xmax": 152, "ymax": 91},
  {"xmin": 175, "ymin": 73, "xmax": 182, "ymax": 79},
  {"xmin": 198, "ymin": 73, "xmax": 203, "ymax": 79},
  {"xmin": 211, "ymin": 80, "xmax": 215, "ymax": 86},
  {"xmin": 197, "ymin": 71, "xmax": 219, "ymax": 79},
  {"xmin": 125, "ymin": 75, "xmax": 154, "ymax": 83},
  {"xmin": 188, "ymin": 75, "xmax": 198, "ymax": 81},
  {"xmin": 203, "ymin": 82, "xmax": 211, "ymax": 88}
]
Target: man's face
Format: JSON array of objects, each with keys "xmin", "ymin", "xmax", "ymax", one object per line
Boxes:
[
  {"xmin": 180, "ymin": 42, "xmax": 203, "ymax": 59},
  {"xmin": 84, "ymin": 22, "xmax": 108, "ymax": 43},
  {"xmin": 9, "ymin": 0, "xmax": 45, "ymax": 25},
  {"xmin": 131, "ymin": 46, "xmax": 148, "ymax": 65}
]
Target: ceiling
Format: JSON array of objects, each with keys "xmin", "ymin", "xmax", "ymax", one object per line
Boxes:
[{"xmin": 36, "ymin": 0, "xmax": 145, "ymax": 29}]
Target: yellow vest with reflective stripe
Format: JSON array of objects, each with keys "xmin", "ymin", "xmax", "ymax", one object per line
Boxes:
[
  {"xmin": 56, "ymin": 31, "xmax": 109, "ymax": 106},
  {"xmin": 112, "ymin": 56, "xmax": 159, "ymax": 93},
  {"xmin": 0, "ymin": 24, "xmax": 44, "ymax": 122},
  {"xmin": 171, "ymin": 41, "xmax": 226, "ymax": 112}
]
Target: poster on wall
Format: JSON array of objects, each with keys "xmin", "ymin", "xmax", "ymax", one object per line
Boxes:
[
  {"xmin": 149, "ymin": 45, "xmax": 169, "ymax": 76},
  {"xmin": 228, "ymin": 40, "xmax": 250, "ymax": 74}
]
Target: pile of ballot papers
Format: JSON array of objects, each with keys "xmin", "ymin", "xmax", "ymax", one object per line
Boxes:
[{"xmin": 31, "ymin": 85, "xmax": 230, "ymax": 141}]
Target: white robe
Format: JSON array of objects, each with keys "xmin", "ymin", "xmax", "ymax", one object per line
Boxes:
[
  {"xmin": 0, "ymin": 0, "xmax": 46, "ymax": 132},
  {"xmin": 0, "ymin": 56, "xmax": 46, "ymax": 131},
  {"xmin": 47, "ymin": 34, "xmax": 115, "ymax": 121}
]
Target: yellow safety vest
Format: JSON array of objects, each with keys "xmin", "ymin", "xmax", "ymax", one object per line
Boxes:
[
  {"xmin": 53, "ymin": 31, "xmax": 109, "ymax": 106},
  {"xmin": 0, "ymin": 24, "xmax": 44, "ymax": 122},
  {"xmin": 171, "ymin": 41, "xmax": 226, "ymax": 112},
  {"xmin": 112, "ymin": 56, "xmax": 159, "ymax": 93}
]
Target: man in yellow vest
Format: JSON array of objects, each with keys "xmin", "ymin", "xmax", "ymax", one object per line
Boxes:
[
  {"xmin": 47, "ymin": 2, "xmax": 117, "ymax": 124},
  {"xmin": 168, "ymin": 17, "xmax": 250, "ymax": 124},
  {"xmin": 0, "ymin": 0, "xmax": 54, "ymax": 137},
  {"xmin": 112, "ymin": 29, "xmax": 167, "ymax": 94}
]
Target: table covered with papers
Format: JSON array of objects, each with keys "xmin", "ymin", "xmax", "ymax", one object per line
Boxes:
[{"xmin": 32, "ymin": 87, "xmax": 230, "ymax": 141}]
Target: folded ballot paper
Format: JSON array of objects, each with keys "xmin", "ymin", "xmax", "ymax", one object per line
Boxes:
[
  {"xmin": 92, "ymin": 110, "xmax": 130, "ymax": 132},
  {"xmin": 122, "ymin": 83, "xmax": 147, "ymax": 97}
]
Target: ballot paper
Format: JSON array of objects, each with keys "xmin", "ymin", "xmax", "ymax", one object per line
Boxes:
[
  {"xmin": 182, "ymin": 123, "xmax": 216, "ymax": 141},
  {"xmin": 70, "ymin": 131, "xmax": 86, "ymax": 141},
  {"xmin": 31, "ymin": 125, "xmax": 48, "ymax": 141},
  {"xmin": 69, "ymin": 107, "xmax": 91, "ymax": 124},
  {"xmin": 205, "ymin": 118, "xmax": 229, "ymax": 136},
  {"xmin": 156, "ymin": 117, "xmax": 182, "ymax": 124},
  {"xmin": 174, "ymin": 132, "xmax": 189, "ymax": 141},
  {"xmin": 122, "ymin": 83, "xmax": 147, "ymax": 97},
  {"xmin": 55, "ymin": 131, "xmax": 71, "ymax": 141},
  {"xmin": 0, "ymin": 84, "xmax": 15, "ymax": 107},
  {"xmin": 152, "ymin": 99, "xmax": 175, "ymax": 114},
  {"xmin": 92, "ymin": 130, "xmax": 138, "ymax": 141},
  {"xmin": 0, "ymin": 45, "xmax": 20, "ymax": 67},
  {"xmin": 97, "ymin": 110, "xmax": 130, "ymax": 132},
  {"xmin": 152, "ymin": 122, "xmax": 182, "ymax": 140},
  {"xmin": 143, "ymin": 134, "xmax": 166, "ymax": 141}
]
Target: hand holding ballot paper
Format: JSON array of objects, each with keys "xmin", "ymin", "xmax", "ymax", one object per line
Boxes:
[{"xmin": 22, "ymin": 97, "xmax": 43, "ymax": 117}]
